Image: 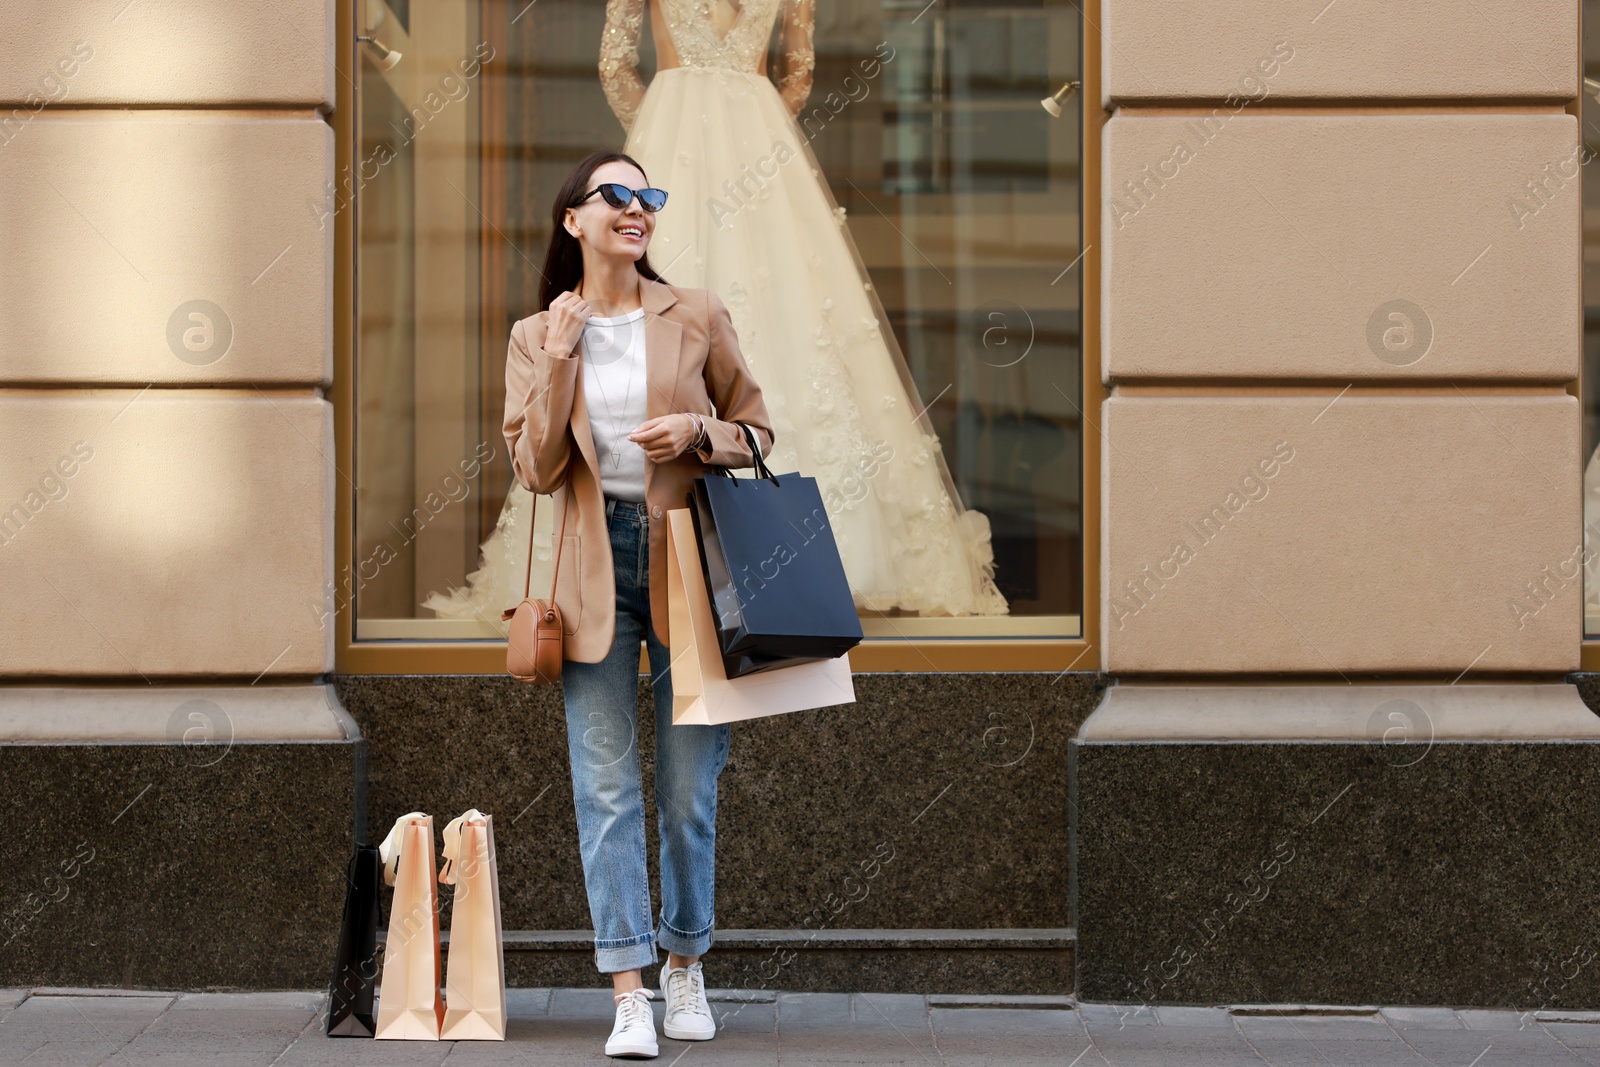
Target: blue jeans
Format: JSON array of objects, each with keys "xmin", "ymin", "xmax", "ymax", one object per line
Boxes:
[{"xmin": 561, "ymin": 497, "xmax": 732, "ymax": 973}]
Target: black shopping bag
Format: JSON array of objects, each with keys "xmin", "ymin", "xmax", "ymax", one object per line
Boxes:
[
  {"xmin": 689, "ymin": 423, "xmax": 863, "ymax": 677},
  {"xmin": 327, "ymin": 843, "xmax": 383, "ymax": 1037}
]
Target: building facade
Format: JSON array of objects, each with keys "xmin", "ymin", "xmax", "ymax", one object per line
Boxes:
[{"xmin": 0, "ymin": 0, "xmax": 1595, "ymax": 1008}]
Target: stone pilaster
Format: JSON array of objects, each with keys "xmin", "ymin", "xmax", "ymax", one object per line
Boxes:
[{"xmin": 1079, "ymin": 0, "xmax": 1593, "ymax": 1007}]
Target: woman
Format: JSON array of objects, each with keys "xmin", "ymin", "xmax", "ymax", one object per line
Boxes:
[{"xmin": 503, "ymin": 150, "xmax": 773, "ymax": 1058}]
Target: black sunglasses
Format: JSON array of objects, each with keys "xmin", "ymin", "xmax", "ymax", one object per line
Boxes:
[{"xmin": 570, "ymin": 182, "xmax": 668, "ymax": 213}]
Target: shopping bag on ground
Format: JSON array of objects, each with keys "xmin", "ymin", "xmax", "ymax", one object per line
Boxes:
[
  {"xmin": 375, "ymin": 814, "xmax": 445, "ymax": 1040},
  {"xmin": 327, "ymin": 842, "xmax": 381, "ymax": 1037},
  {"xmin": 689, "ymin": 423, "xmax": 862, "ymax": 677},
  {"xmin": 668, "ymin": 507, "xmax": 856, "ymax": 725},
  {"xmin": 439, "ymin": 810, "xmax": 507, "ymax": 1040}
]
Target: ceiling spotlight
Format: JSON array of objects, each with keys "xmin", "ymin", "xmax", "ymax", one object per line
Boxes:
[
  {"xmin": 1041, "ymin": 79, "xmax": 1080, "ymax": 118},
  {"xmin": 1585, "ymin": 76, "xmax": 1600, "ymax": 104},
  {"xmin": 358, "ymin": 35, "xmax": 402, "ymax": 71}
]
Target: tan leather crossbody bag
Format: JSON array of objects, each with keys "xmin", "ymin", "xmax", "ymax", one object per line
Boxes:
[{"xmin": 501, "ymin": 485, "xmax": 567, "ymax": 685}]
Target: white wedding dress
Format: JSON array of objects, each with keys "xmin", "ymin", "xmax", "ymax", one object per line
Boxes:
[{"xmin": 421, "ymin": 0, "xmax": 1007, "ymax": 629}]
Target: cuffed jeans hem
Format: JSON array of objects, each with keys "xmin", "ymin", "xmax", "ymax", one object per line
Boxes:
[
  {"xmin": 657, "ymin": 918, "xmax": 715, "ymax": 960},
  {"xmin": 595, "ymin": 935, "xmax": 659, "ymax": 974}
]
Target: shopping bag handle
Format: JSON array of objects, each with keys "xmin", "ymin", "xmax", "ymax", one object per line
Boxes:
[
  {"xmin": 723, "ymin": 421, "xmax": 778, "ymax": 485},
  {"xmin": 439, "ymin": 809, "xmax": 486, "ymax": 886},
  {"xmin": 377, "ymin": 811, "xmax": 430, "ymax": 887}
]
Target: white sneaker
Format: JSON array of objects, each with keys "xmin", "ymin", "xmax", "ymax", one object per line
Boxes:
[
  {"xmin": 605, "ymin": 988, "xmax": 658, "ymax": 1058},
  {"xmin": 660, "ymin": 960, "xmax": 716, "ymax": 1041}
]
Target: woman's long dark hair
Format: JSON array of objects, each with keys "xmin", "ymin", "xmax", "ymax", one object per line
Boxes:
[{"xmin": 539, "ymin": 150, "xmax": 666, "ymax": 311}]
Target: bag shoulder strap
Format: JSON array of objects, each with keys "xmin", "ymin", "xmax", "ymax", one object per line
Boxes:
[{"xmin": 523, "ymin": 476, "xmax": 570, "ymax": 602}]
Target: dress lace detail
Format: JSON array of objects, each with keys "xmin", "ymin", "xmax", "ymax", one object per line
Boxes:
[
  {"xmin": 601, "ymin": 0, "xmax": 813, "ymax": 132},
  {"xmin": 775, "ymin": 0, "xmax": 815, "ymax": 114},
  {"xmin": 661, "ymin": 0, "xmax": 784, "ymax": 73},
  {"xmin": 599, "ymin": 0, "xmax": 648, "ymax": 135}
]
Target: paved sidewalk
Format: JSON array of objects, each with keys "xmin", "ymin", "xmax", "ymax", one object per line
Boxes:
[{"xmin": 4, "ymin": 987, "xmax": 1600, "ymax": 1065}]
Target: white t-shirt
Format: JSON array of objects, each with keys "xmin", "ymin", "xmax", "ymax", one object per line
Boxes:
[{"xmin": 579, "ymin": 306, "xmax": 649, "ymax": 502}]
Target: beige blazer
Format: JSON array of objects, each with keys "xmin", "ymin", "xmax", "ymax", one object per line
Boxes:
[{"xmin": 503, "ymin": 276, "xmax": 774, "ymax": 662}]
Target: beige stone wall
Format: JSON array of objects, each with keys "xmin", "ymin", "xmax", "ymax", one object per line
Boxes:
[
  {"xmin": 0, "ymin": 1, "xmax": 333, "ymax": 109},
  {"xmin": 1101, "ymin": 3, "xmax": 1582, "ymax": 678},
  {"xmin": 0, "ymin": 2, "xmax": 335, "ymax": 686},
  {"xmin": 1104, "ymin": 114, "xmax": 1580, "ymax": 383},
  {"xmin": 1103, "ymin": 394, "xmax": 1577, "ymax": 674},
  {"xmin": 1103, "ymin": 0, "xmax": 1576, "ymax": 105}
]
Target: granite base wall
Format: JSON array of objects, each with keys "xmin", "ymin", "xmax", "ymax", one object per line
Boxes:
[
  {"xmin": 1072, "ymin": 734, "xmax": 1600, "ymax": 1008},
  {"xmin": 0, "ymin": 739, "xmax": 361, "ymax": 990},
  {"xmin": 11, "ymin": 672, "xmax": 1597, "ymax": 996}
]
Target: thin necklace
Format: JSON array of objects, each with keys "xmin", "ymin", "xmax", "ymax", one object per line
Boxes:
[{"xmin": 578, "ymin": 285, "xmax": 640, "ymax": 471}]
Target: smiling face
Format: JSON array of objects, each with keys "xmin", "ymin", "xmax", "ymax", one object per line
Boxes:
[{"xmin": 563, "ymin": 160, "xmax": 655, "ymax": 264}]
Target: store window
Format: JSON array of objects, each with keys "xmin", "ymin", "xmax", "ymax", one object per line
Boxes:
[{"xmin": 349, "ymin": 0, "xmax": 1084, "ymax": 646}]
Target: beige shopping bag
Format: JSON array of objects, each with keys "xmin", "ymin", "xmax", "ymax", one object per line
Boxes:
[
  {"xmin": 375, "ymin": 815, "xmax": 445, "ymax": 1040},
  {"xmin": 439, "ymin": 810, "xmax": 507, "ymax": 1041},
  {"xmin": 666, "ymin": 508, "xmax": 856, "ymax": 725}
]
